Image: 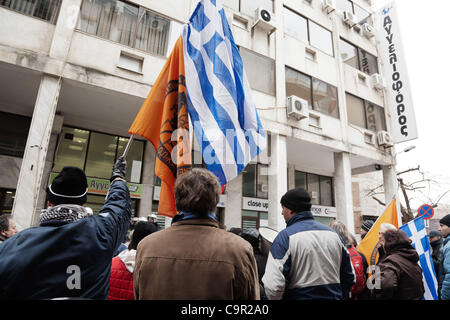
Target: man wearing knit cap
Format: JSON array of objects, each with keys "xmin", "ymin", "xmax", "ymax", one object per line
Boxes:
[
  {"xmin": 360, "ymin": 220, "xmax": 374, "ymax": 240},
  {"xmin": 0, "ymin": 157, "xmax": 131, "ymax": 299},
  {"xmin": 262, "ymin": 187, "xmax": 355, "ymax": 300},
  {"xmin": 438, "ymin": 214, "xmax": 450, "ymax": 299}
]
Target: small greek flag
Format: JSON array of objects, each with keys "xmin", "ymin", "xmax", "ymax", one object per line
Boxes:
[
  {"xmin": 399, "ymin": 216, "xmax": 439, "ymax": 300},
  {"xmin": 182, "ymin": 0, "xmax": 267, "ymax": 185}
]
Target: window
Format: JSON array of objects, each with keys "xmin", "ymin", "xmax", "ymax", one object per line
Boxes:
[
  {"xmin": 283, "ymin": 7, "xmax": 308, "ymax": 43},
  {"xmin": 242, "ymin": 163, "xmax": 268, "ymax": 199},
  {"xmin": 222, "ymin": 0, "xmax": 274, "ymax": 17},
  {"xmin": 340, "ymin": 39, "xmax": 378, "ymax": 75},
  {"xmin": 0, "ymin": 112, "xmax": 31, "ymax": 157},
  {"xmin": 0, "ymin": 189, "xmax": 15, "ymax": 214},
  {"xmin": 242, "ymin": 210, "xmax": 268, "ymax": 229},
  {"xmin": 283, "ymin": 7, "xmax": 333, "ymax": 56},
  {"xmin": 308, "ymin": 20, "xmax": 333, "ymax": 56},
  {"xmin": 77, "ymin": 0, "xmax": 170, "ymax": 56},
  {"xmin": 339, "ymin": 39, "xmax": 359, "ymax": 69},
  {"xmin": 286, "ymin": 67, "xmax": 339, "ymax": 118},
  {"xmin": 346, "ymin": 93, "xmax": 366, "ymax": 128},
  {"xmin": 346, "ymin": 93, "xmax": 386, "ymax": 132},
  {"xmin": 335, "ymin": 0, "xmax": 371, "ymax": 25},
  {"xmin": 53, "ymin": 126, "xmax": 145, "ymax": 182},
  {"xmin": 85, "ymin": 132, "xmax": 118, "ymax": 179},
  {"xmin": 312, "ymin": 78, "xmax": 339, "ymax": 118},
  {"xmin": 0, "ymin": 0, "xmax": 61, "ymax": 23},
  {"xmin": 294, "ymin": 170, "xmax": 334, "ymax": 206},
  {"xmin": 239, "ymin": 47, "xmax": 275, "ymax": 96},
  {"xmin": 286, "ymin": 66, "xmax": 312, "ymax": 107}
]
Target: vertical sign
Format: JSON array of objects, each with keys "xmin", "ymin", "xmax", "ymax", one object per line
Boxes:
[{"xmin": 377, "ymin": 2, "xmax": 418, "ymax": 143}]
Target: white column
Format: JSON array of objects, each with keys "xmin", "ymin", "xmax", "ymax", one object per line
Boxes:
[
  {"xmin": 12, "ymin": 75, "xmax": 61, "ymax": 230},
  {"xmin": 223, "ymin": 173, "xmax": 242, "ymax": 229},
  {"xmin": 138, "ymin": 141, "xmax": 156, "ymax": 218},
  {"xmin": 383, "ymin": 165, "xmax": 402, "ymax": 226},
  {"xmin": 333, "ymin": 152, "xmax": 355, "ymax": 232},
  {"xmin": 49, "ymin": 0, "xmax": 82, "ymax": 60},
  {"xmin": 268, "ymin": 133, "xmax": 287, "ymax": 232}
]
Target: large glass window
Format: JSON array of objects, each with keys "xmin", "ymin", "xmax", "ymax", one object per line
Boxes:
[
  {"xmin": 346, "ymin": 93, "xmax": 386, "ymax": 132},
  {"xmin": 340, "ymin": 39, "xmax": 378, "ymax": 75},
  {"xmin": 0, "ymin": 189, "xmax": 15, "ymax": 215},
  {"xmin": 53, "ymin": 127, "xmax": 89, "ymax": 172},
  {"xmin": 240, "ymin": 47, "xmax": 275, "ymax": 96},
  {"xmin": 312, "ymin": 78, "xmax": 339, "ymax": 118},
  {"xmin": 286, "ymin": 67, "xmax": 339, "ymax": 118},
  {"xmin": 0, "ymin": 0, "xmax": 61, "ymax": 23},
  {"xmin": 339, "ymin": 39, "xmax": 359, "ymax": 69},
  {"xmin": 285, "ymin": 66, "xmax": 312, "ymax": 107},
  {"xmin": 242, "ymin": 210, "xmax": 268, "ymax": 229},
  {"xmin": 283, "ymin": 7, "xmax": 333, "ymax": 56},
  {"xmin": 294, "ymin": 170, "xmax": 334, "ymax": 207},
  {"xmin": 0, "ymin": 112, "xmax": 31, "ymax": 157},
  {"xmin": 358, "ymin": 49, "xmax": 378, "ymax": 76},
  {"xmin": 335, "ymin": 0, "xmax": 372, "ymax": 25},
  {"xmin": 283, "ymin": 7, "xmax": 308, "ymax": 43},
  {"xmin": 77, "ymin": 0, "xmax": 170, "ymax": 56},
  {"xmin": 53, "ymin": 126, "xmax": 145, "ymax": 182},
  {"xmin": 308, "ymin": 20, "xmax": 333, "ymax": 56},
  {"xmin": 242, "ymin": 163, "xmax": 268, "ymax": 199},
  {"xmin": 346, "ymin": 93, "xmax": 366, "ymax": 128},
  {"xmin": 365, "ymin": 102, "xmax": 387, "ymax": 132}
]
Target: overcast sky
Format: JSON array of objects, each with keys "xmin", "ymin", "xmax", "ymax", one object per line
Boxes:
[{"xmin": 372, "ymin": 0, "xmax": 450, "ymax": 207}]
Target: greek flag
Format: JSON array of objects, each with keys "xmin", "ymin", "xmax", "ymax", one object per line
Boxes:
[
  {"xmin": 399, "ymin": 216, "xmax": 439, "ymax": 300},
  {"xmin": 182, "ymin": 0, "xmax": 267, "ymax": 185}
]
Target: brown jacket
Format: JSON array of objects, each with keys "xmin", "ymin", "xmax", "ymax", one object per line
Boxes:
[
  {"xmin": 134, "ymin": 218, "xmax": 260, "ymax": 300},
  {"xmin": 375, "ymin": 230, "xmax": 425, "ymax": 300}
]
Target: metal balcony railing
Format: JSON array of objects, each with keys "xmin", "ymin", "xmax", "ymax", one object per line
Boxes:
[{"xmin": 0, "ymin": 0, "xmax": 61, "ymax": 24}]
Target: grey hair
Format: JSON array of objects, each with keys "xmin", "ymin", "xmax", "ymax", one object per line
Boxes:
[
  {"xmin": 380, "ymin": 223, "xmax": 397, "ymax": 234},
  {"xmin": 329, "ymin": 219, "xmax": 351, "ymax": 245}
]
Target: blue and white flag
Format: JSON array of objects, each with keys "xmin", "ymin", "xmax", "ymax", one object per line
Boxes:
[
  {"xmin": 182, "ymin": 0, "xmax": 267, "ymax": 185},
  {"xmin": 399, "ymin": 216, "xmax": 439, "ymax": 300}
]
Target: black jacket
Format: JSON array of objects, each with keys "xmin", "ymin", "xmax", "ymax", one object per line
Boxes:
[{"xmin": 0, "ymin": 180, "xmax": 131, "ymax": 300}]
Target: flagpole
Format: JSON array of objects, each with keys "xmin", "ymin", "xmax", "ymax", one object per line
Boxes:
[{"xmin": 122, "ymin": 134, "xmax": 135, "ymax": 158}]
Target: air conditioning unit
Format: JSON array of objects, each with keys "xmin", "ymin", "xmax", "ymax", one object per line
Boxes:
[
  {"xmin": 371, "ymin": 73, "xmax": 386, "ymax": 91},
  {"xmin": 377, "ymin": 130, "xmax": 393, "ymax": 148},
  {"xmin": 252, "ymin": 8, "xmax": 276, "ymax": 34},
  {"xmin": 287, "ymin": 95, "xmax": 309, "ymax": 120},
  {"xmin": 322, "ymin": 0, "xmax": 336, "ymax": 14},
  {"xmin": 361, "ymin": 23, "xmax": 375, "ymax": 38},
  {"xmin": 343, "ymin": 11, "xmax": 357, "ymax": 27}
]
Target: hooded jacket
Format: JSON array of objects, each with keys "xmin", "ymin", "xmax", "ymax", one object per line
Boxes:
[
  {"xmin": 374, "ymin": 230, "xmax": 424, "ymax": 300},
  {"xmin": 262, "ymin": 211, "xmax": 355, "ymax": 300},
  {"xmin": 0, "ymin": 180, "xmax": 131, "ymax": 300}
]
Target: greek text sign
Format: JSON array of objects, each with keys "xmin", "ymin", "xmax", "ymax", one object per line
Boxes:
[
  {"xmin": 49, "ymin": 173, "xmax": 142, "ymax": 199},
  {"xmin": 378, "ymin": 3, "xmax": 418, "ymax": 143}
]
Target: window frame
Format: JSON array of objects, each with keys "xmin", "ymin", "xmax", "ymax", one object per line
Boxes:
[
  {"xmin": 77, "ymin": 0, "xmax": 171, "ymax": 57},
  {"xmin": 285, "ymin": 66, "xmax": 340, "ymax": 118},
  {"xmin": 53, "ymin": 125, "xmax": 145, "ymax": 182},
  {"xmin": 294, "ymin": 170, "xmax": 335, "ymax": 207},
  {"xmin": 345, "ymin": 92, "xmax": 387, "ymax": 132},
  {"xmin": 340, "ymin": 38, "xmax": 378, "ymax": 75},
  {"xmin": 283, "ymin": 6, "xmax": 334, "ymax": 57},
  {"xmin": 242, "ymin": 162, "xmax": 269, "ymax": 200}
]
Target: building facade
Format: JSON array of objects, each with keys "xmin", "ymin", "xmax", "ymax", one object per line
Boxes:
[{"xmin": 0, "ymin": 0, "xmax": 399, "ymax": 234}]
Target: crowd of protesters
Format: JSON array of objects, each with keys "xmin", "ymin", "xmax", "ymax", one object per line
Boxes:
[{"xmin": 0, "ymin": 158, "xmax": 449, "ymax": 300}]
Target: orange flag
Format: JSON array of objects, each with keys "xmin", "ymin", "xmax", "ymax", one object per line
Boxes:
[
  {"xmin": 357, "ymin": 198, "xmax": 399, "ymax": 266},
  {"xmin": 129, "ymin": 37, "xmax": 191, "ymax": 218}
]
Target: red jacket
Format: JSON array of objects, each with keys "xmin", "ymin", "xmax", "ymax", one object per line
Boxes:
[{"xmin": 108, "ymin": 251, "xmax": 135, "ymax": 300}]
